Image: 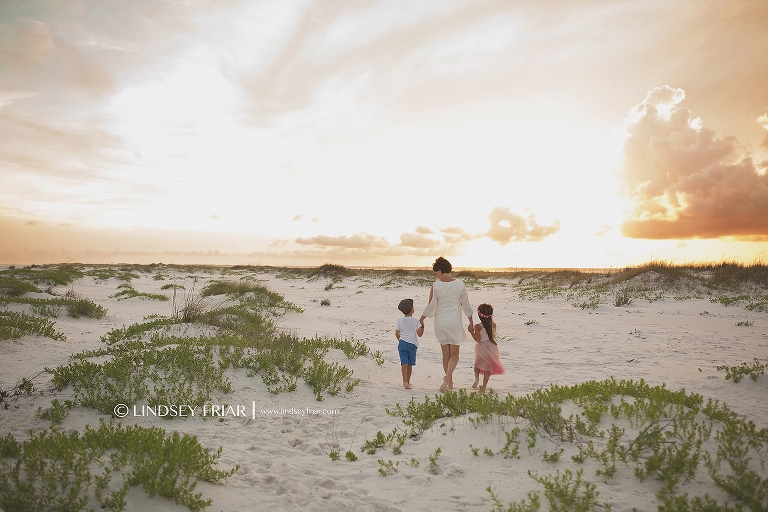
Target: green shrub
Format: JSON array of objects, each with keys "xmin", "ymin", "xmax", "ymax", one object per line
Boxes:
[
  {"xmin": 0, "ymin": 265, "xmax": 83, "ymax": 287},
  {"xmin": 716, "ymin": 358, "xmax": 767, "ymax": 383},
  {"xmin": 66, "ymin": 298, "xmax": 107, "ymax": 319},
  {"xmin": 0, "ymin": 277, "xmax": 40, "ymax": 296},
  {"xmin": 0, "ymin": 311, "xmax": 66, "ymax": 341},
  {"xmin": 0, "ymin": 420, "xmax": 237, "ymax": 512},
  {"xmin": 390, "ymin": 378, "xmax": 768, "ymax": 510}
]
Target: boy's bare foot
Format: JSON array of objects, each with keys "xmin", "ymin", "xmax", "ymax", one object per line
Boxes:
[
  {"xmin": 471, "ymin": 380, "xmax": 478, "ymax": 389},
  {"xmin": 403, "ymin": 383, "xmax": 412, "ymax": 389}
]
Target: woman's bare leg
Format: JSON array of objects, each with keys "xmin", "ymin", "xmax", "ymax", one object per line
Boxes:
[
  {"xmin": 446, "ymin": 345, "xmax": 459, "ymax": 389},
  {"xmin": 440, "ymin": 344, "xmax": 450, "ymax": 375},
  {"xmin": 440, "ymin": 344, "xmax": 451, "ymax": 392}
]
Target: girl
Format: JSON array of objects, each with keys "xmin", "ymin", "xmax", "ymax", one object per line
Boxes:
[{"xmin": 469, "ymin": 303, "xmax": 505, "ymax": 392}]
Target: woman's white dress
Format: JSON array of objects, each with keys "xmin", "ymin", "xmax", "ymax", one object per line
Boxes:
[{"xmin": 421, "ymin": 279, "xmax": 473, "ymax": 344}]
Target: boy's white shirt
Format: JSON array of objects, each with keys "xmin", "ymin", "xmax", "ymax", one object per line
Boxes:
[{"xmin": 396, "ymin": 316, "xmax": 421, "ymax": 347}]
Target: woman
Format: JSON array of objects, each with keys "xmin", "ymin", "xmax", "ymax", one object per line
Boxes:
[{"xmin": 420, "ymin": 256, "xmax": 474, "ymax": 392}]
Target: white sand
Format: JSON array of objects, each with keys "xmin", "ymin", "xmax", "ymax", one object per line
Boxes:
[{"xmin": 1, "ymin": 268, "xmax": 766, "ymax": 511}]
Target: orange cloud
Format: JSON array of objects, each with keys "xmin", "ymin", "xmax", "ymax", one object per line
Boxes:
[
  {"xmin": 759, "ymin": 114, "xmax": 768, "ymax": 148},
  {"xmin": 485, "ymin": 207, "xmax": 559, "ymax": 244},
  {"xmin": 620, "ymin": 86, "xmax": 768, "ymax": 239}
]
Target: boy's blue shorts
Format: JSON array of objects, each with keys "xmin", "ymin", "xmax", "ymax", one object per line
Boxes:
[{"xmin": 398, "ymin": 340, "xmax": 417, "ymax": 366}]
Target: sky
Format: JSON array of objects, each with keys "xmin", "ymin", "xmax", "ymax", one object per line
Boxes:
[{"xmin": 1, "ymin": 0, "xmax": 767, "ymax": 268}]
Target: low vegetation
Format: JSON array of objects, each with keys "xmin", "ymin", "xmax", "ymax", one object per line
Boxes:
[
  {"xmin": 0, "ymin": 276, "xmax": 40, "ymax": 296},
  {"xmin": 47, "ymin": 277, "xmax": 372, "ymax": 415},
  {"xmin": 0, "ymin": 311, "xmax": 66, "ymax": 341},
  {"xmin": 112, "ymin": 283, "xmax": 169, "ymax": 301},
  {"xmin": 716, "ymin": 358, "xmax": 767, "ymax": 383},
  {"xmin": 0, "ymin": 295, "xmax": 106, "ymax": 320},
  {"xmin": 0, "ymin": 420, "xmax": 237, "ymax": 512},
  {"xmin": 0, "ymin": 265, "xmax": 84, "ymax": 288},
  {"xmin": 3, "ymin": 269, "xmax": 382, "ymax": 510},
  {"xmin": 387, "ymin": 378, "xmax": 768, "ymax": 511}
]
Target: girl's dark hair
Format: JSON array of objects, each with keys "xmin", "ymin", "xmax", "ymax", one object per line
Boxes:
[
  {"xmin": 477, "ymin": 303, "xmax": 495, "ymax": 344},
  {"xmin": 432, "ymin": 256, "xmax": 452, "ymax": 274}
]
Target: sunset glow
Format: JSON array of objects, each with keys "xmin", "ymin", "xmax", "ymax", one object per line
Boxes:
[{"xmin": 1, "ymin": 1, "xmax": 767, "ymax": 267}]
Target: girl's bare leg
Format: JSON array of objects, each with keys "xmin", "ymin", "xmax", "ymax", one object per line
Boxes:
[
  {"xmin": 472, "ymin": 367, "xmax": 479, "ymax": 389},
  {"xmin": 480, "ymin": 371, "xmax": 491, "ymax": 393}
]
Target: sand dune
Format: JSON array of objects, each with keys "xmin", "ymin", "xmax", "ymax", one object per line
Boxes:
[{"xmin": 1, "ymin": 265, "xmax": 766, "ymax": 511}]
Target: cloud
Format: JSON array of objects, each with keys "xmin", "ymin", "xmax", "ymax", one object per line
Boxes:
[
  {"xmin": 759, "ymin": 114, "xmax": 768, "ymax": 148},
  {"xmin": 619, "ymin": 86, "xmax": 768, "ymax": 239},
  {"xmin": 295, "ymin": 233, "xmax": 391, "ymax": 250},
  {"xmin": 295, "ymin": 209, "xmax": 559, "ymax": 259},
  {"xmin": 399, "ymin": 232, "xmax": 440, "ymax": 249},
  {"xmin": 440, "ymin": 226, "xmax": 477, "ymax": 245},
  {"xmin": 0, "ymin": 20, "xmax": 114, "ymax": 95},
  {"xmin": 591, "ymin": 225, "xmax": 613, "ymax": 237},
  {"xmin": 294, "ymin": 224, "xmax": 480, "ymax": 258},
  {"xmin": 485, "ymin": 207, "xmax": 560, "ymax": 244},
  {"xmin": 238, "ymin": 1, "xmax": 538, "ymax": 123},
  {"xmin": 0, "ymin": 108, "xmax": 134, "ymax": 184}
]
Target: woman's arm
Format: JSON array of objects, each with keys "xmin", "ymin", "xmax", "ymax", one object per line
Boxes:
[
  {"xmin": 459, "ymin": 282, "xmax": 474, "ymax": 328},
  {"xmin": 420, "ymin": 285, "xmax": 437, "ymax": 323}
]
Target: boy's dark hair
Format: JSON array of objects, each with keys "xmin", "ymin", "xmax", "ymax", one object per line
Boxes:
[
  {"xmin": 432, "ymin": 256, "xmax": 452, "ymax": 274},
  {"xmin": 398, "ymin": 298, "xmax": 414, "ymax": 315}
]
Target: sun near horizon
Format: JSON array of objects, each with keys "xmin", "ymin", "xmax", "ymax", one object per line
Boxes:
[{"xmin": 1, "ymin": 1, "xmax": 767, "ymax": 269}]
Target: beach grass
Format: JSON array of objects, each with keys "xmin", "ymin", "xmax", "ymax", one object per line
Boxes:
[{"xmin": 111, "ymin": 283, "xmax": 169, "ymax": 301}]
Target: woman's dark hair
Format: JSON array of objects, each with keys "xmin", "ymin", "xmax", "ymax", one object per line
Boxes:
[
  {"xmin": 432, "ymin": 256, "xmax": 452, "ymax": 274},
  {"xmin": 477, "ymin": 303, "xmax": 496, "ymax": 344}
]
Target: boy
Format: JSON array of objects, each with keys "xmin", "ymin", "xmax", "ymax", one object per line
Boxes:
[{"xmin": 395, "ymin": 298, "xmax": 424, "ymax": 389}]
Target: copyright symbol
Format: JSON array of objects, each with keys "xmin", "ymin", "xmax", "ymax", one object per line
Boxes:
[{"xmin": 114, "ymin": 404, "xmax": 129, "ymax": 418}]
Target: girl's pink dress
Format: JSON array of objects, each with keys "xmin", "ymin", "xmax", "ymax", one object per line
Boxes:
[{"xmin": 474, "ymin": 326, "xmax": 505, "ymax": 375}]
